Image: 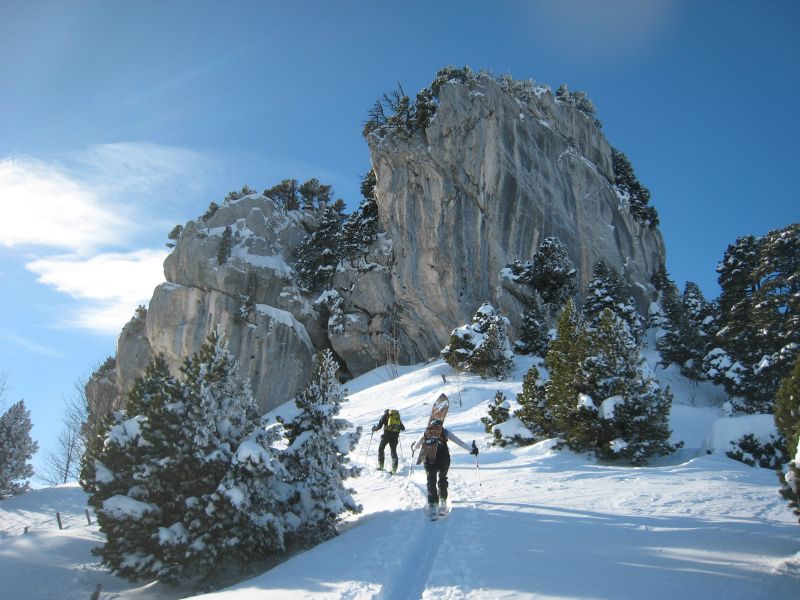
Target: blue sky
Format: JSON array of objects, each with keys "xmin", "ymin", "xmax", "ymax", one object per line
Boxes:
[{"xmin": 1, "ymin": 0, "xmax": 798, "ymax": 475}]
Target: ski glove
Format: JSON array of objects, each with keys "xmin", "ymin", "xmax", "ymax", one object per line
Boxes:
[
  {"xmin": 470, "ymin": 441, "xmax": 479, "ymax": 456},
  {"xmin": 371, "ymin": 426, "xmax": 378, "ymax": 432}
]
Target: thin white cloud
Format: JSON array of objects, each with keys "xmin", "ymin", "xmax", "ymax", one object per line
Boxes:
[
  {"xmin": 0, "ymin": 143, "xmax": 219, "ymax": 254},
  {"xmin": 1, "ymin": 142, "xmax": 220, "ymax": 334},
  {"xmin": 0, "ymin": 158, "xmax": 130, "ymax": 252},
  {"xmin": 0, "ymin": 330, "xmax": 64, "ymax": 358},
  {"xmin": 26, "ymin": 249, "xmax": 168, "ymax": 334}
]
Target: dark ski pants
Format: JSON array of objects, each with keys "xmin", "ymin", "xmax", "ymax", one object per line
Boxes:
[
  {"xmin": 378, "ymin": 433, "xmax": 400, "ymax": 468},
  {"xmin": 425, "ymin": 453, "xmax": 451, "ymax": 504}
]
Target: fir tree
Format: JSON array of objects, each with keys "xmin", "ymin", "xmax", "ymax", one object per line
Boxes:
[
  {"xmin": 0, "ymin": 400, "xmax": 38, "ymax": 499},
  {"xmin": 775, "ymin": 355, "xmax": 800, "ymax": 521},
  {"xmin": 441, "ymin": 303, "xmax": 513, "ymax": 379},
  {"xmin": 470, "ymin": 324, "xmax": 514, "ymax": 380},
  {"xmin": 543, "ymin": 299, "xmax": 590, "ymax": 440},
  {"xmin": 81, "ymin": 338, "xmax": 287, "ymax": 584},
  {"xmin": 481, "ymin": 391, "xmax": 510, "ymax": 434},
  {"xmin": 529, "ymin": 237, "xmax": 577, "ymax": 309},
  {"xmin": 583, "ymin": 262, "xmax": 642, "ymax": 342},
  {"xmin": 709, "ymin": 224, "xmax": 799, "ymax": 412},
  {"xmin": 588, "ymin": 310, "xmax": 679, "ymax": 464},
  {"xmin": 217, "ymin": 225, "xmax": 233, "ymax": 265},
  {"xmin": 515, "ymin": 290, "xmax": 550, "ymax": 356},
  {"xmin": 515, "ymin": 365, "xmax": 553, "ymax": 439},
  {"xmin": 611, "ymin": 147, "xmax": 659, "ymax": 227},
  {"xmin": 294, "ymin": 205, "xmax": 344, "ymax": 292},
  {"xmin": 280, "ymin": 350, "xmax": 361, "ymax": 544},
  {"xmin": 264, "ymin": 179, "xmax": 300, "ymax": 210},
  {"xmin": 340, "ymin": 171, "xmax": 380, "ymax": 261}
]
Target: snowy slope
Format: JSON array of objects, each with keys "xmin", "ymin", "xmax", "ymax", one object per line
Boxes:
[{"xmin": 2, "ymin": 358, "xmax": 799, "ymax": 599}]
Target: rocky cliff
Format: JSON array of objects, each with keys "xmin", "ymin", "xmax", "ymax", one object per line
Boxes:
[{"xmin": 91, "ymin": 69, "xmax": 666, "ymax": 415}]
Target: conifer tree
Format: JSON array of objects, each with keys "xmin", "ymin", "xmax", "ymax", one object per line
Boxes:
[
  {"xmin": 515, "ymin": 365, "xmax": 553, "ymax": 439},
  {"xmin": 587, "ymin": 310, "xmax": 678, "ymax": 464},
  {"xmin": 264, "ymin": 179, "xmax": 300, "ymax": 210},
  {"xmin": 583, "ymin": 262, "xmax": 642, "ymax": 342},
  {"xmin": 280, "ymin": 350, "xmax": 361, "ymax": 543},
  {"xmin": 611, "ymin": 147, "xmax": 659, "ymax": 227},
  {"xmin": 481, "ymin": 391, "xmax": 510, "ymax": 434},
  {"xmin": 217, "ymin": 225, "xmax": 233, "ymax": 265},
  {"xmin": 530, "ymin": 237, "xmax": 577, "ymax": 309},
  {"xmin": 544, "ymin": 299, "xmax": 590, "ymax": 439},
  {"xmin": 295, "ymin": 205, "xmax": 343, "ymax": 292},
  {"xmin": 81, "ymin": 337, "xmax": 287, "ymax": 583},
  {"xmin": 471, "ymin": 324, "xmax": 514, "ymax": 380},
  {"xmin": 340, "ymin": 171, "xmax": 380, "ymax": 261},
  {"xmin": 81, "ymin": 356, "xmax": 179, "ymax": 580},
  {"xmin": 442, "ymin": 303, "xmax": 513, "ymax": 379},
  {"xmin": 775, "ymin": 355, "xmax": 800, "ymax": 520},
  {"xmin": 709, "ymin": 224, "xmax": 799, "ymax": 412},
  {"xmin": 515, "ymin": 290, "xmax": 550, "ymax": 356},
  {"xmin": 0, "ymin": 400, "xmax": 38, "ymax": 499}
]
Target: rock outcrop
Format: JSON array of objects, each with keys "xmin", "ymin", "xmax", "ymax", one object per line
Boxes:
[{"xmin": 91, "ymin": 70, "xmax": 666, "ymax": 416}]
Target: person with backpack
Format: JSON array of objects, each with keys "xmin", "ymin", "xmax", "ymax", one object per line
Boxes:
[
  {"xmin": 371, "ymin": 409, "xmax": 405, "ymax": 473},
  {"xmin": 413, "ymin": 419, "xmax": 479, "ymax": 517}
]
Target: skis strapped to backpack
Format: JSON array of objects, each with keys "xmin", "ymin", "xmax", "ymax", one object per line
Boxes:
[{"xmin": 416, "ymin": 394, "xmax": 449, "ymax": 466}]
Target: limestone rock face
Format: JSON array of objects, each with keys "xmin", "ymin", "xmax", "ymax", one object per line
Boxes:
[
  {"xmin": 104, "ymin": 198, "xmax": 320, "ymax": 412},
  {"xmin": 97, "ymin": 71, "xmax": 667, "ymax": 416},
  {"xmin": 367, "ymin": 76, "xmax": 665, "ymax": 358}
]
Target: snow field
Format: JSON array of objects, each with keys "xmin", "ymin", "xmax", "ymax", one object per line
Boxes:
[{"xmin": 1, "ymin": 356, "xmax": 798, "ymax": 599}]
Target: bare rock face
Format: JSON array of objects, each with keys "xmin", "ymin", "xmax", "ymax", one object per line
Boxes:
[
  {"xmin": 102, "ymin": 198, "xmax": 320, "ymax": 412},
  {"xmin": 95, "ymin": 70, "xmax": 667, "ymax": 416},
  {"xmin": 367, "ymin": 75, "xmax": 665, "ymax": 358}
]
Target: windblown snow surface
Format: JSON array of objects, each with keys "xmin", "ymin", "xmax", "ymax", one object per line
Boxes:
[{"xmin": 2, "ymin": 353, "xmax": 799, "ymax": 599}]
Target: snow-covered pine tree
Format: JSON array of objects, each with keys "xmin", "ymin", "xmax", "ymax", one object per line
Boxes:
[
  {"xmin": 0, "ymin": 399, "xmax": 38, "ymax": 499},
  {"xmin": 340, "ymin": 170, "xmax": 380, "ymax": 261},
  {"xmin": 611, "ymin": 147, "xmax": 659, "ymax": 227},
  {"xmin": 515, "ymin": 290, "xmax": 550, "ymax": 356},
  {"xmin": 529, "ymin": 237, "xmax": 577, "ymax": 309},
  {"xmin": 515, "ymin": 364, "xmax": 552, "ymax": 439},
  {"xmin": 708, "ymin": 224, "xmax": 799, "ymax": 412},
  {"xmin": 294, "ymin": 204, "xmax": 343, "ymax": 293},
  {"xmin": 208, "ymin": 423, "xmax": 289, "ymax": 564},
  {"xmin": 471, "ymin": 323, "xmax": 514, "ymax": 380},
  {"xmin": 280, "ymin": 350, "xmax": 361, "ymax": 544},
  {"xmin": 656, "ymin": 279, "xmax": 698, "ymax": 376},
  {"xmin": 81, "ymin": 355, "xmax": 180, "ymax": 581},
  {"xmin": 582, "ymin": 262, "xmax": 643, "ymax": 343},
  {"xmin": 587, "ymin": 309, "xmax": 679, "ymax": 464},
  {"xmin": 154, "ymin": 332, "xmax": 261, "ymax": 582},
  {"xmin": 81, "ymin": 337, "xmax": 288, "ymax": 584},
  {"xmin": 775, "ymin": 355, "xmax": 800, "ymax": 521},
  {"xmin": 441, "ymin": 303, "xmax": 513, "ymax": 379},
  {"xmin": 598, "ymin": 376, "xmax": 678, "ymax": 466},
  {"xmin": 481, "ymin": 391, "xmax": 511, "ymax": 434},
  {"xmin": 543, "ymin": 299, "xmax": 590, "ymax": 440},
  {"xmin": 503, "ymin": 238, "xmax": 577, "ymax": 313}
]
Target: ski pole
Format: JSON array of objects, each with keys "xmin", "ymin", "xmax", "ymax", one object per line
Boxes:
[
  {"xmin": 364, "ymin": 430, "xmax": 374, "ymax": 465},
  {"xmin": 398, "ymin": 438, "xmax": 404, "ymax": 461},
  {"xmin": 473, "ymin": 441, "xmax": 483, "ymax": 491},
  {"xmin": 405, "ymin": 443, "xmax": 416, "ymax": 488}
]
